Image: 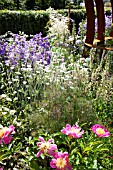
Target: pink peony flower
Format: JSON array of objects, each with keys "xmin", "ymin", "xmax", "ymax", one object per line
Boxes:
[
  {"xmin": 0, "ymin": 168, "xmax": 3, "ymax": 170},
  {"xmin": 0, "ymin": 125, "xmax": 15, "ymax": 144},
  {"xmin": 61, "ymin": 124, "xmax": 84, "ymax": 138},
  {"xmin": 91, "ymin": 124, "xmax": 110, "ymax": 137},
  {"xmin": 36, "ymin": 136, "xmax": 57, "ymax": 157},
  {"xmin": 50, "ymin": 151, "xmax": 72, "ymax": 170}
]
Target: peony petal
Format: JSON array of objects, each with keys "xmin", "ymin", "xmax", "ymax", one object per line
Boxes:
[
  {"xmin": 37, "ymin": 142, "xmax": 42, "ymax": 147},
  {"xmin": 62, "ymin": 152, "xmax": 68, "ymax": 158},
  {"xmin": 38, "ymin": 136, "xmax": 45, "ymax": 142},
  {"xmin": 66, "ymin": 124, "xmax": 71, "ymax": 128},
  {"xmin": 36, "ymin": 150, "xmax": 43, "ymax": 157},
  {"xmin": 9, "ymin": 125, "xmax": 15, "ymax": 132},
  {"xmin": 48, "ymin": 138, "xmax": 54, "ymax": 143},
  {"xmin": 50, "ymin": 144, "xmax": 57, "ymax": 150},
  {"xmin": 66, "ymin": 164, "xmax": 72, "ymax": 170},
  {"xmin": 50, "ymin": 159, "xmax": 57, "ymax": 168},
  {"xmin": 48, "ymin": 150, "xmax": 55, "ymax": 157},
  {"xmin": 3, "ymin": 136, "xmax": 13, "ymax": 144},
  {"xmin": 61, "ymin": 129, "xmax": 67, "ymax": 134}
]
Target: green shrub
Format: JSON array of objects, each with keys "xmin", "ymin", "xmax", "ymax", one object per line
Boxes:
[
  {"xmin": 0, "ymin": 10, "xmax": 50, "ymax": 36},
  {"xmin": 0, "ymin": 8, "xmax": 111, "ymax": 36},
  {"xmin": 0, "ymin": 9, "xmax": 86, "ymax": 35}
]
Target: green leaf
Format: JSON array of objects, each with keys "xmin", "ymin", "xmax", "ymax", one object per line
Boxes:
[
  {"xmin": 95, "ymin": 148, "xmax": 109, "ymax": 152},
  {"xmin": 13, "ymin": 142, "xmax": 22, "ymax": 152},
  {"xmin": 90, "ymin": 141, "xmax": 102, "ymax": 146},
  {"xmin": 77, "ymin": 151, "xmax": 82, "ymax": 159},
  {"xmin": 79, "ymin": 142, "xmax": 85, "ymax": 150},
  {"xmin": 80, "ymin": 122, "xmax": 87, "ymax": 127},
  {"xmin": 0, "ymin": 153, "xmax": 5, "ymax": 161},
  {"xmin": 53, "ymin": 132, "xmax": 62, "ymax": 137},
  {"xmin": 83, "ymin": 147, "xmax": 92, "ymax": 153},
  {"xmin": 71, "ymin": 148, "xmax": 78, "ymax": 154},
  {"xmin": 96, "ymin": 144, "xmax": 104, "ymax": 148},
  {"xmin": 30, "ymin": 160, "xmax": 40, "ymax": 170},
  {"xmin": 40, "ymin": 154, "xmax": 45, "ymax": 160},
  {"xmin": 0, "ymin": 151, "xmax": 12, "ymax": 161}
]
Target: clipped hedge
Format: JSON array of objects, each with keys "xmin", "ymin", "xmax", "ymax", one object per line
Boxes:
[
  {"xmin": 0, "ymin": 10, "xmax": 50, "ymax": 36},
  {"xmin": 0, "ymin": 9, "xmax": 86, "ymax": 36},
  {"xmin": 0, "ymin": 8, "xmax": 111, "ymax": 36}
]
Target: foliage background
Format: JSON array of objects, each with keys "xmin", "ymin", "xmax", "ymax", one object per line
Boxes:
[{"xmin": 0, "ymin": 2, "xmax": 113, "ymax": 170}]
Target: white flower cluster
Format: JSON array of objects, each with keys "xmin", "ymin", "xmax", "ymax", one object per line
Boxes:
[{"xmin": 46, "ymin": 7, "xmax": 69, "ymax": 37}]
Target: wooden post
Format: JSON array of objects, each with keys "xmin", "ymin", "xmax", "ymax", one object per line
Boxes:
[
  {"xmin": 83, "ymin": 0, "xmax": 95, "ymax": 58},
  {"xmin": 95, "ymin": 0, "xmax": 105, "ymax": 61},
  {"xmin": 95, "ymin": 0, "xmax": 105, "ymax": 41},
  {"xmin": 68, "ymin": 3, "xmax": 71, "ymax": 31},
  {"xmin": 84, "ymin": 0, "xmax": 95, "ymax": 44},
  {"xmin": 83, "ymin": 0, "xmax": 113, "ymax": 58}
]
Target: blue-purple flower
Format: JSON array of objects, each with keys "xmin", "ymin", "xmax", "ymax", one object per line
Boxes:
[{"xmin": 0, "ymin": 32, "xmax": 52, "ymax": 67}]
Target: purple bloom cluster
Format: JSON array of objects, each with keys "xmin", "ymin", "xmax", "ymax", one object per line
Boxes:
[
  {"xmin": 95, "ymin": 13, "xmax": 112, "ymax": 31},
  {"xmin": 105, "ymin": 14, "xmax": 112, "ymax": 29},
  {"xmin": 0, "ymin": 32, "xmax": 52, "ymax": 67},
  {"xmin": 78, "ymin": 12, "xmax": 112, "ymax": 35}
]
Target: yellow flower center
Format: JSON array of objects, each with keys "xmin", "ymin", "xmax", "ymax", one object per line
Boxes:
[
  {"xmin": 71, "ymin": 127, "xmax": 80, "ymax": 134},
  {"xmin": 40, "ymin": 142, "xmax": 50, "ymax": 153},
  {"xmin": 0, "ymin": 127, "xmax": 8, "ymax": 139},
  {"xmin": 0, "ymin": 130, "xmax": 4, "ymax": 139},
  {"xmin": 56, "ymin": 158, "xmax": 66, "ymax": 169},
  {"xmin": 96, "ymin": 128, "xmax": 105, "ymax": 135}
]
